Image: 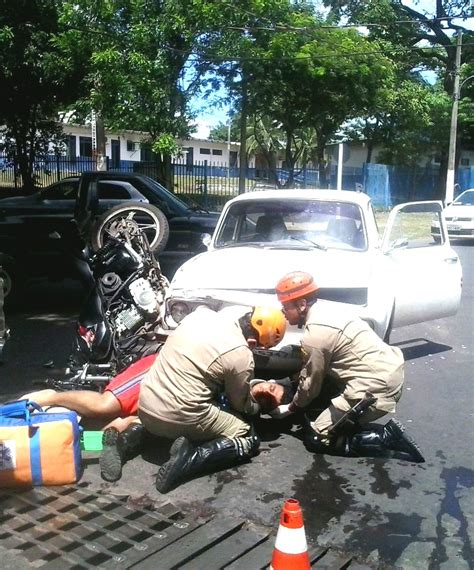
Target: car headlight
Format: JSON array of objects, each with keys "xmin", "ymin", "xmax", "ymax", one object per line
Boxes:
[{"xmin": 169, "ymin": 301, "xmax": 191, "ymax": 324}]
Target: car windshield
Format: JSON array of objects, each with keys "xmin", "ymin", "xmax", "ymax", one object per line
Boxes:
[
  {"xmin": 214, "ymin": 199, "xmax": 367, "ymax": 251},
  {"xmin": 453, "ymin": 190, "xmax": 474, "ymax": 206}
]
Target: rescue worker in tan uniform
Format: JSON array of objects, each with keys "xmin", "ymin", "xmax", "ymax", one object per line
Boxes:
[
  {"xmin": 272, "ymin": 271, "xmax": 424, "ymax": 462},
  {"xmin": 138, "ymin": 305, "xmax": 288, "ymax": 493}
]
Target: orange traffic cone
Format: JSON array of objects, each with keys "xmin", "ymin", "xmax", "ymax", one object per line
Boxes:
[{"xmin": 270, "ymin": 498, "xmax": 311, "ymax": 569}]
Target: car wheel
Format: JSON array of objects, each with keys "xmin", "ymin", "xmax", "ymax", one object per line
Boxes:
[{"xmin": 90, "ymin": 203, "xmax": 170, "ymax": 254}]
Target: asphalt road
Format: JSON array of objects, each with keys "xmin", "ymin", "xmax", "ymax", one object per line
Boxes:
[{"xmin": 0, "ymin": 243, "xmax": 473, "ymax": 569}]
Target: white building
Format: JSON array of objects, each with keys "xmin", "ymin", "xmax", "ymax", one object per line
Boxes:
[
  {"xmin": 62, "ymin": 123, "xmax": 472, "ymax": 170},
  {"xmin": 62, "ymin": 124, "xmax": 251, "ymax": 168}
]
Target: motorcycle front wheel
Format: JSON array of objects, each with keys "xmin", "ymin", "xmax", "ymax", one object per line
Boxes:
[{"xmin": 90, "ymin": 203, "xmax": 170, "ymax": 254}]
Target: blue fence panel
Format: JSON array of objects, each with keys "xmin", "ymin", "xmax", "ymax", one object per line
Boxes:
[
  {"xmin": 362, "ymin": 163, "xmax": 440, "ymax": 208},
  {"xmin": 328, "ymin": 166, "xmax": 363, "ymax": 191},
  {"xmin": 456, "ymin": 167, "xmax": 474, "ymax": 192},
  {"xmin": 363, "ymin": 163, "xmax": 391, "ymax": 208},
  {"xmin": 3, "ymin": 153, "xmax": 467, "ymax": 209}
]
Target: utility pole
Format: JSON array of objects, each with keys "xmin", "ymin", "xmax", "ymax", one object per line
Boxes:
[
  {"xmin": 238, "ymin": 76, "xmax": 248, "ymax": 195},
  {"xmin": 227, "ymin": 117, "xmax": 231, "ymax": 187},
  {"xmin": 446, "ymin": 31, "xmax": 462, "ymax": 204},
  {"xmin": 336, "ymin": 142, "xmax": 344, "ymax": 190}
]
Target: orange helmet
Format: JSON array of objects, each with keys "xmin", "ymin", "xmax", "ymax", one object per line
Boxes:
[
  {"xmin": 275, "ymin": 271, "xmax": 319, "ymax": 303},
  {"xmin": 251, "ymin": 306, "xmax": 287, "ymax": 349}
]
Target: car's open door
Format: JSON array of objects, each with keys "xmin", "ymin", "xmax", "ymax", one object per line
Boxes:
[{"xmin": 379, "ymin": 201, "xmax": 462, "ymax": 328}]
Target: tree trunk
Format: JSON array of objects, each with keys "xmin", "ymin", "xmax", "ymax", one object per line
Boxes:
[
  {"xmin": 13, "ymin": 121, "xmax": 35, "ymax": 193},
  {"xmin": 282, "ymin": 129, "xmax": 296, "ymax": 188},
  {"xmin": 268, "ymin": 152, "xmax": 278, "ymax": 185},
  {"xmin": 436, "ymin": 150, "xmax": 449, "ymax": 201},
  {"xmin": 154, "ymin": 154, "xmax": 173, "ymax": 190},
  {"xmin": 366, "ymin": 141, "xmax": 373, "ymax": 163},
  {"xmin": 317, "ymin": 146, "xmax": 327, "ymax": 188}
]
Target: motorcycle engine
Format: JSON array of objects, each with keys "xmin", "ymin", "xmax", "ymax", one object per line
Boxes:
[
  {"xmin": 113, "ymin": 277, "xmax": 159, "ymax": 337},
  {"xmin": 101, "ymin": 272, "xmax": 122, "ymax": 293},
  {"xmin": 128, "ymin": 277, "xmax": 160, "ymax": 315},
  {"xmin": 114, "ymin": 306, "xmax": 143, "ymax": 335}
]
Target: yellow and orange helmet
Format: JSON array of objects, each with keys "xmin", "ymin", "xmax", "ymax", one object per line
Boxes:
[
  {"xmin": 275, "ymin": 271, "xmax": 319, "ymax": 304},
  {"xmin": 251, "ymin": 306, "xmax": 287, "ymax": 349}
]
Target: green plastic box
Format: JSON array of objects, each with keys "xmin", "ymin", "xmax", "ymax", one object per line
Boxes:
[{"xmin": 80, "ymin": 431, "xmax": 104, "ymax": 452}]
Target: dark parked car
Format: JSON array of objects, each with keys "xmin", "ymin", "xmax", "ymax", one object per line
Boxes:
[
  {"xmin": 0, "ymin": 256, "xmax": 9, "ymax": 358},
  {"xmin": 0, "ymin": 172, "xmax": 220, "ymax": 300}
]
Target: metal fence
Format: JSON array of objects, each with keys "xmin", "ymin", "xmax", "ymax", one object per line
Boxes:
[{"xmin": 1, "ymin": 154, "xmax": 473, "ymax": 210}]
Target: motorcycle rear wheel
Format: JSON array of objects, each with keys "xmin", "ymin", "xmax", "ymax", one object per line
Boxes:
[{"xmin": 90, "ymin": 203, "xmax": 170, "ymax": 254}]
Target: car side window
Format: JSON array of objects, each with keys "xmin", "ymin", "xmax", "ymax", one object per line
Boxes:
[
  {"xmin": 217, "ymin": 212, "xmax": 238, "ymax": 244},
  {"xmin": 41, "ymin": 181, "xmax": 79, "ymax": 200},
  {"xmin": 97, "ymin": 182, "xmax": 132, "ymax": 200},
  {"xmin": 389, "ymin": 208, "xmax": 443, "ymax": 248}
]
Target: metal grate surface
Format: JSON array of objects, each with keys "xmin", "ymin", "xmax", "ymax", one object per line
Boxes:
[
  {"xmin": 0, "ymin": 484, "xmax": 371, "ymax": 569},
  {"xmin": 0, "ymin": 483, "xmax": 199, "ymax": 569}
]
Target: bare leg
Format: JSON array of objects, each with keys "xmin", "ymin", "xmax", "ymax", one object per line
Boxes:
[
  {"xmin": 22, "ymin": 389, "xmax": 121, "ymax": 419},
  {"xmin": 104, "ymin": 416, "xmax": 141, "ymax": 432}
]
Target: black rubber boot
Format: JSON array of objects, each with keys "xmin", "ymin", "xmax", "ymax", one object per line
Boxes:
[
  {"xmin": 100, "ymin": 424, "xmax": 145, "ymax": 482},
  {"xmin": 156, "ymin": 432, "xmax": 260, "ymax": 494},
  {"xmin": 347, "ymin": 419, "xmax": 425, "ymax": 463},
  {"xmin": 302, "ymin": 413, "xmax": 343, "ymax": 455}
]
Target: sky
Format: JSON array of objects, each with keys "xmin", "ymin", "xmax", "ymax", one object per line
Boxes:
[{"xmin": 189, "ymin": 0, "xmax": 474, "ymax": 140}]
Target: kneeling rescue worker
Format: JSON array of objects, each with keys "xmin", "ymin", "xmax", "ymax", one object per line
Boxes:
[
  {"xmin": 138, "ymin": 305, "xmax": 288, "ymax": 493},
  {"xmin": 273, "ymin": 271, "xmax": 424, "ymax": 463}
]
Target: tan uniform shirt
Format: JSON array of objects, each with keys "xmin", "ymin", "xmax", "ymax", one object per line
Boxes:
[
  {"xmin": 295, "ymin": 303, "xmax": 404, "ymax": 413},
  {"xmin": 139, "ymin": 307, "xmax": 259, "ymax": 425}
]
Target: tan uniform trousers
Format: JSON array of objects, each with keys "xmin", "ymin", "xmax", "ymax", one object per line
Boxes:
[
  {"xmin": 312, "ymin": 386, "xmax": 403, "ymax": 444},
  {"xmin": 139, "ymin": 404, "xmax": 250, "ymax": 443}
]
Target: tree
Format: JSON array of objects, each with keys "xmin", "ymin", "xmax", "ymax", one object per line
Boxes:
[
  {"xmin": 59, "ymin": 0, "xmax": 271, "ymax": 189},
  {"xmin": 239, "ymin": 7, "xmax": 395, "ymax": 186},
  {"xmin": 246, "ymin": 116, "xmax": 283, "ymax": 184},
  {"xmin": 323, "ymin": 0, "xmax": 474, "ymax": 197},
  {"xmin": 0, "ymin": 0, "xmax": 86, "ymax": 191},
  {"xmin": 193, "ymin": 1, "xmax": 299, "ymax": 191},
  {"xmin": 209, "ymin": 116, "xmax": 241, "ymax": 142},
  {"xmin": 342, "ymin": 80, "xmax": 451, "ymax": 166}
]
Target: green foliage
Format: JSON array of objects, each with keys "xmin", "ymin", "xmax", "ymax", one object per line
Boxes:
[
  {"xmin": 0, "ymin": 0, "xmax": 86, "ymax": 190},
  {"xmin": 2, "ymin": 0, "xmax": 472, "ymax": 194},
  {"xmin": 223, "ymin": 4, "xmax": 396, "ymax": 185},
  {"xmin": 209, "ymin": 117, "xmax": 241, "ymax": 142},
  {"xmin": 58, "ymin": 0, "xmax": 237, "ymax": 186},
  {"xmin": 152, "ymin": 134, "xmax": 180, "ymax": 158},
  {"xmin": 323, "ymin": 0, "xmax": 474, "ymax": 194}
]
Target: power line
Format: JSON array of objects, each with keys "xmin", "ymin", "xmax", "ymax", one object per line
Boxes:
[
  {"xmin": 225, "ymin": 15, "xmax": 474, "ymax": 33},
  {"xmin": 219, "ymin": 0, "xmax": 473, "ymax": 32},
  {"xmin": 165, "ymin": 42, "xmax": 474, "ymax": 63}
]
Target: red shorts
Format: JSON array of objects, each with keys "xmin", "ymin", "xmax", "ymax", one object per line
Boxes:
[{"xmin": 105, "ymin": 354, "xmax": 157, "ymax": 416}]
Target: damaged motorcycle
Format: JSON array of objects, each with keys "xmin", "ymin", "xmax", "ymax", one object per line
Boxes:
[{"xmin": 39, "ymin": 224, "xmax": 169, "ymax": 391}]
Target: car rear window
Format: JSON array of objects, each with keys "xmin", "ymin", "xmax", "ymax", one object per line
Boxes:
[{"xmin": 97, "ymin": 182, "xmax": 132, "ymax": 200}]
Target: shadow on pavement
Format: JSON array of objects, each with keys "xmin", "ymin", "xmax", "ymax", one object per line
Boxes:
[
  {"xmin": 392, "ymin": 337, "xmax": 452, "ymax": 361},
  {"xmin": 0, "ymin": 280, "xmax": 82, "ymax": 398}
]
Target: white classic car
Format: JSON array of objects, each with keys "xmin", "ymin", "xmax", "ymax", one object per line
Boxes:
[{"xmin": 165, "ymin": 189, "xmax": 462, "ymax": 347}]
